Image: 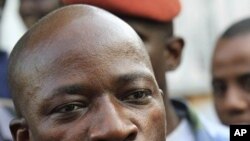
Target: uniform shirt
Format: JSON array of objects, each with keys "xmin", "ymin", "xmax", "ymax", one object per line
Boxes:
[
  {"xmin": 166, "ymin": 118, "xmax": 195, "ymax": 141},
  {"xmin": 0, "ymin": 50, "xmax": 10, "ymax": 98}
]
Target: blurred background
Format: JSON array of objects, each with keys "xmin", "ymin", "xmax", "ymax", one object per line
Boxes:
[{"xmin": 1, "ymin": 0, "xmax": 250, "ymax": 133}]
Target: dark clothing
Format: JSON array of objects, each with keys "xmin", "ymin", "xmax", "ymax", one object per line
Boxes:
[{"xmin": 0, "ymin": 50, "xmax": 10, "ymax": 98}]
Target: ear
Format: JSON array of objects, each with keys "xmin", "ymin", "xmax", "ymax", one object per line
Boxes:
[
  {"xmin": 165, "ymin": 37, "xmax": 184, "ymax": 71},
  {"xmin": 10, "ymin": 118, "xmax": 30, "ymax": 141}
]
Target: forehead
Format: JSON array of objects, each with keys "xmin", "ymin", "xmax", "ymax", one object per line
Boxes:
[
  {"xmin": 212, "ymin": 33, "xmax": 250, "ymax": 76},
  {"xmin": 38, "ymin": 40, "xmax": 148, "ymax": 80},
  {"xmin": 18, "ymin": 11, "xmax": 151, "ymax": 84},
  {"xmin": 41, "ymin": 54, "xmax": 153, "ymax": 95}
]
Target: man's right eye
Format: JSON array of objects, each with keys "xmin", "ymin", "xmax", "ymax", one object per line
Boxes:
[
  {"xmin": 212, "ymin": 80, "xmax": 227, "ymax": 97},
  {"xmin": 53, "ymin": 102, "xmax": 88, "ymax": 114},
  {"xmin": 47, "ymin": 102, "xmax": 89, "ymax": 122},
  {"xmin": 58, "ymin": 104, "xmax": 84, "ymax": 113}
]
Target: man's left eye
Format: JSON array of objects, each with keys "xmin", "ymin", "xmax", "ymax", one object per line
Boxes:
[{"xmin": 122, "ymin": 89, "xmax": 152, "ymax": 104}]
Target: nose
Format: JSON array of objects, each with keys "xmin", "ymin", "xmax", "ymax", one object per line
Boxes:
[
  {"xmin": 89, "ymin": 96, "xmax": 138, "ymax": 141},
  {"xmin": 223, "ymin": 85, "xmax": 248, "ymax": 115}
]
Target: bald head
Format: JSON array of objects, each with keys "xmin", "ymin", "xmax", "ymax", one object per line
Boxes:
[
  {"xmin": 9, "ymin": 5, "xmax": 167, "ymax": 141},
  {"xmin": 9, "ymin": 5, "xmax": 152, "ymax": 116}
]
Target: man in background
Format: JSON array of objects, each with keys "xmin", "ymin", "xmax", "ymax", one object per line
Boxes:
[
  {"xmin": 63, "ymin": 0, "xmax": 228, "ymax": 141},
  {"xmin": 19, "ymin": 0, "xmax": 62, "ymax": 28},
  {"xmin": 212, "ymin": 18, "xmax": 250, "ymax": 125}
]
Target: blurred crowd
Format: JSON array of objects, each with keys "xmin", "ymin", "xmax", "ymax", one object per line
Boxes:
[{"xmin": 1, "ymin": 0, "xmax": 250, "ymax": 141}]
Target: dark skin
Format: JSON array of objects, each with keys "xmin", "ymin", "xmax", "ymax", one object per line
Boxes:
[
  {"xmin": 122, "ymin": 17, "xmax": 184, "ymax": 135},
  {"xmin": 212, "ymin": 33, "xmax": 250, "ymax": 125},
  {"xmin": 9, "ymin": 5, "xmax": 166, "ymax": 141},
  {"xmin": 1, "ymin": 0, "xmax": 5, "ymax": 47},
  {"xmin": 0, "ymin": 0, "xmax": 5, "ymax": 9},
  {"xmin": 19, "ymin": 0, "xmax": 62, "ymax": 28}
]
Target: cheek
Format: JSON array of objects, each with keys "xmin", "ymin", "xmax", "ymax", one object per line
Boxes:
[
  {"xmin": 30, "ymin": 120, "xmax": 89, "ymax": 141},
  {"xmin": 150, "ymin": 106, "xmax": 165, "ymax": 125},
  {"xmin": 214, "ymin": 99, "xmax": 223, "ymax": 111},
  {"xmin": 30, "ymin": 125, "xmax": 66, "ymax": 141},
  {"xmin": 214, "ymin": 99, "xmax": 227, "ymax": 118},
  {"xmin": 245, "ymin": 96, "xmax": 250, "ymax": 103},
  {"xmin": 138, "ymin": 102, "xmax": 166, "ymax": 140}
]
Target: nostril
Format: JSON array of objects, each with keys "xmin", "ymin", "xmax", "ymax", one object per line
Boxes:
[{"xmin": 124, "ymin": 132, "xmax": 137, "ymax": 141}]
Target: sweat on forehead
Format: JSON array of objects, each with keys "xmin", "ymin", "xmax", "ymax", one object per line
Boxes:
[{"xmin": 8, "ymin": 4, "xmax": 152, "ymax": 116}]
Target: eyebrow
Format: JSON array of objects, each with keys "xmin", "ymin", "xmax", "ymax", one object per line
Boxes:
[
  {"xmin": 45, "ymin": 84, "xmax": 89, "ymax": 101},
  {"xmin": 46, "ymin": 72, "xmax": 154, "ymax": 100},
  {"xmin": 238, "ymin": 73, "xmax": 250, "ymax": 80},
  {"xmin": 116, "ymin": 71, "xmax": 155, "ymax": 85},
  {"xmin": 55, "ymin": 84, "xmax": 87, "ymax": 95},
  {"xmin": 39, "ymin": 84, "xmax": 89, "ymax": 114}
]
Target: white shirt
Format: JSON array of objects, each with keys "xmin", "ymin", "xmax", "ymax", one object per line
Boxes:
[{"xmin": 166, "ymin": 118, "xmax": 195, "ymax": 141}]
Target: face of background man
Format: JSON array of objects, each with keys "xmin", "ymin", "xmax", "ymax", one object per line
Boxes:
[
  {"xmin": 9, "ymin": 5, "xmax": 166, "ymax": 141},
  {"xmin": 19, "ymin": 0, "xmax": 61, "ymax": 28},
  {"xmin": 212, "ymin": 33, "xmax": 250, "ymax": 125}
]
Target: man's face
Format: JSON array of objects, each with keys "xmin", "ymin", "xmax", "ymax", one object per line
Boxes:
[
  {"xmin": 212, "ymin": 33, "xmax": 250, "ymax": 125},
  {"xmin": 20, "ymin": 0, "xmax": 61, "ymax": 28},
  {"xmin": 12, "ymin": 11, "xmax": 166, "ymax": 141}
]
